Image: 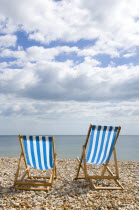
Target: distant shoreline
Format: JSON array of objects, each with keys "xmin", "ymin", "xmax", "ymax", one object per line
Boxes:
[
  {"xmin": 0, "ymin": 134, "xmax": 139, "ymax": 136},
  {"xmin": 1, "ymin": 135, "xmax": 139, "ymax": 161}
]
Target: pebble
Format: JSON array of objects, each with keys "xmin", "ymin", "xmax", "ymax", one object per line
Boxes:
[{"xmin": 0, "ymin": 158, "xmax": 139, "ymax": 209}]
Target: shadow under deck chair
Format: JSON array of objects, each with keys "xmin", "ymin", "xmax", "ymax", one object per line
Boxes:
[
  {"xmin": 75, "ymin": 124, "xmax": 124, "ymax": 190},
  {"xmin": 14, "ymin": 135, "xmax": 57, "ymax": 191}
]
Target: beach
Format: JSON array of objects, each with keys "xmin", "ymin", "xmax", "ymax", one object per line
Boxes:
[{"xmin": 0, "ymin": 158, "xmax": 139, "ymax": 210}]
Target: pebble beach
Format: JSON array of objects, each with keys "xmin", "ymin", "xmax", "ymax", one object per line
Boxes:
[{"xmin": 0, "ymin": 157, "xmax": 139, "ymax": 210}]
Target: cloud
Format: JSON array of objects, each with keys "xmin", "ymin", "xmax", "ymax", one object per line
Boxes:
[
  {"xmin": 0, "ymin": 55, "xmax": 139, "ymax": 102},
  {"xmin": 0, "ymin": 34, "xmax": 17, "ymax": 47},
  {"xmin": 1, "ymin": 94, "xmax": 139, "ymax": 135},
  {"xmin": 123, "ymin": 51, "xmax": 136, "ymax": 58},
  {"xmin": 26, "ymin": 46, "xmax": 79, "ymax": 62},
  {"xmin": 0, "ymin": 15, "xmax": 18, "ymax": 34},
  {"xmin": 0, "ymin": 45, "xmax": 79, "ymax": 64}
]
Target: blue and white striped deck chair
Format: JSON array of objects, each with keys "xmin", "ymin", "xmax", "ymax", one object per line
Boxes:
[
  {"xmin": 75, "ymin": 125, "xmax": 124, "ymax": 190},
  {"xmin": 14, "ymin": 135, "xmax": 57, "ymax": 191}
]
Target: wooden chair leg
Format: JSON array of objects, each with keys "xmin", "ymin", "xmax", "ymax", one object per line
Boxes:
[
  {"xmin": 113, "ymin": 148, "xmax": 119, "ymax": 178},
  {"xmin": 83, "ymin": 147, "xmax": 89, "ymax": 179},
  {"xmin": 54, "ymin": 153, "xmax": 57, "ymax": 179},
  {"xmin": 14, "ymin": 153, "xmax": 23, "ymax": 185},
  {"xmin": 101, "ymin": 162, "xmax": 109, "ymax": 176},
  {"xmin": 105, "ymin": 165, "xmax": 124, "ymax": 189},
  {"xmin": 75, "ymin": 125, "xmax": 92, "ymax": 180},
  {"xmin": 20, "ymin": 166, "xmax": 30, "ymax": 181},
  {"xmin": 75, "ymin": 157, "xmax": 83, "ymax": 179}
]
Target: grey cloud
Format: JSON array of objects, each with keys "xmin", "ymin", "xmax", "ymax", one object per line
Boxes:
[{"xmin": 1, "ymin": 62, "xmax": 139, "ymax": 103}]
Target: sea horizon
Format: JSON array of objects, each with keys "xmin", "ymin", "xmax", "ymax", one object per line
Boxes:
[
  {"xmin": 0, "ymin": 135, "xmax": 139, "ymax": 161},
  {"xmin": 0, "ymin": 134, "xmax": 139, "ymax": 136}
]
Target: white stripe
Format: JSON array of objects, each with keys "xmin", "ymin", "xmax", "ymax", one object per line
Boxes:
[
  {"xmin": 33, "ymin": 136, "xmax": 40, "ymax": 169},
  {"xmin": 46, "ymin": 137, "xmax": 51, "ymax": 169},
  {"xmin": 93, "ymin": 126, "xmax": 104, "ymax": 164},
  {"xmin": 103, "ymin": 127, "xmax": 115, "ymax": 163},
  {"xmin": 88, "ymin": 126, "xmax": 98, "ymax": 163},
  {"xmin": 97, "ymin": 126, "xmax": 110, "ymax": 164},
  {"xmin": 26, "ymin": 136, "xmax": 34, "ymax": 167},
  {"xmin": 39, "ymin": 136, "xmax": 46, "ymax": 170}
]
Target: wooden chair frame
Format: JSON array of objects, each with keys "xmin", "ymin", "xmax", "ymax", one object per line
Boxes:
[
  {"xmin": 14, "ymin": 135, "xmax": 57, "ymax": 191},
  {"xmin": 75, "ymin": 124, "xmax": 124, "ymax": 190}
]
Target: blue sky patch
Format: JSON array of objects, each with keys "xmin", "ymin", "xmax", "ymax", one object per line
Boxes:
[
  {"xmin": 0, "ymin": 57, "xmax": 16, "ymax": 62},
  {"xmin": 55, "ymin": 51, "xmax": 84, "ymax": 64},
  {"xmin": 15, "ymin": 31, "xmax": 43, "ymax": 49}
]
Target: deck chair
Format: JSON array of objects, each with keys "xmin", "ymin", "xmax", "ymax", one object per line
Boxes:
[
  {"xmin": 14, "ymin": 135, "xmax": 57, "ymax": 191},
  {"xmin": 75, "ymin": 124, "xmax": 124, "ymax": 190}
]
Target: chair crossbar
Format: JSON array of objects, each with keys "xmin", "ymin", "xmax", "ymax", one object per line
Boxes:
[
  {"xmin": 29, "ymin": 175, "xmax": 51, "ymax": 179},
  {"xmin": 15, "ymin": 181, "xmax": 52, "ymax": 186},
  {"xmin": 15, "ymin": 186, "xmax": 49, "ymax": 191},
  {"xmin": 88, "ymin": 175, "xmax": 118, "ymax": 179}
]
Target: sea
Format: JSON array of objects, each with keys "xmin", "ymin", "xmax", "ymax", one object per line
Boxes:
[{"xmin": 0, "ymin": 135, "xmax": 139, "ymax": 161}]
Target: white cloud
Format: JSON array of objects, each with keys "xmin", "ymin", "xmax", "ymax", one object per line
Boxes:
[
  {"xmin": 0, "ymin": 62, "xmax": 9, "ymax": 68},
  {"xmin": 0, "ymin": 15, "xmax": 18, "ymax": 34},
  {"xmin": 123, "ymin": 51, "xmax": 136, "ymax": 58},
  {"xmin": 1, "ymin": 48, "xmax": 25, "ymax": 59},
  {"xmin": 26, "ymin": 46, "xmax": 79, "ymax": 62},
  {"xmin": 0, "ymin": 55, "xmax": 139, "ymax": 102},
  {"xmin": 0, "ymin": 45, "xmax": 79, "ymax": 65},
  {"xmin": 0, "ymin": 34, "xmax": 17, "ymax": 47}
]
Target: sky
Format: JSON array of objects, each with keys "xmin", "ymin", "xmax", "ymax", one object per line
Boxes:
[{"xmin": 0, "ymin": 0, "xmax": 139, "ymax": 135}]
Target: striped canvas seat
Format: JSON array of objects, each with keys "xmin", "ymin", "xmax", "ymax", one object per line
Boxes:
[
  {"xmin": 22, "ymin": 136, "xmax": 53, "ymax": 170},
  {"xmin": 86, "ymin": 125, "xmax": 118, "ymax": 165}
]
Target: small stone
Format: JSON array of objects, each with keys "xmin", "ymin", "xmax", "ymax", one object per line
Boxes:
[
  {"xmin": 20, "ymin": 201, "xmax": 32, "ymax": 208},
  {"xmin": 14, "ymin": 202, "xmax": 20, "ymax": 207},
  {"xmin": 0, "ymin": 178, "xmax": 3, "ymax": 186}
]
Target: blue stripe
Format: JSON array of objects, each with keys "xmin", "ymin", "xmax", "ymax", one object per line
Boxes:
[
  {"xmin": 86, "ymin": 125, "xmax": 96, "ymax": 162},
  {"xmin": 105, "ymin": 127, "xmax": 118, "ymax": 162},
  {"xmin": 100, "ymin": 126, "xmax": 113, "ymax": 164},
  {"xmin": 42, "ymin": 136, "xmax": 48, "ymax": 170},
  {"xmin": 36, "ymin": 136, "xmax": 43, "ymax": 170},
  {"xmin": 90, "ymin": 125, "xmax": 101, "ymax": 163},
  {"xmin": 86, "ymin": 126, "xmax": 119, "ymax": 165},
  {"xmin": 29, "ymin": 136, "xmax": 36, "ymax": 168},
  {"xmin": 22, "ymin": 135, "xmax": 54, "ymax": 170},
  {"xmin": 49, "ymin": 137, "xmax": 53, "ymax": 168},
  {"xmin": 23, "ymin": 136, "xmax": 31, "ymax": 166},
  {"xmin": 95, "ymin": 126, "xmax": 107, "ymax": 164}
]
